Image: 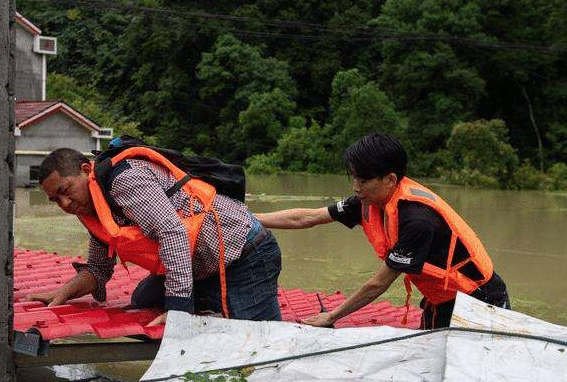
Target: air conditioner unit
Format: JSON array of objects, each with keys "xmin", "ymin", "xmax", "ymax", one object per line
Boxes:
[
  {"xmin": 91, "ymin": 128, "xmax": 114, "ymax": 138},
  {"xmin": 33, "ymin": 36, "xmax": 57, "ymax": 55},
  {"xmin": 99, "ymin": 128, "xmax": 113, "ymax": 137}
]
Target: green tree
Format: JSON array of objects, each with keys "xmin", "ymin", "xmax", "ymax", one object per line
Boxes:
[
  {"xmin": 17, "ymin": 0, "xmax": 567, "ymax": 182},
  {"xmin": 472, "ymin": 0, "xmax": 567, "ymax": 171},
  {"xmin": 47, "ymin": 73, "xmax": 144, "ymax": 140},
  {"xmin": 251, "ymin": 69, "xmax": 406, "ymax": 174},
  {"xmin": 368, "ymin": 0, "xmax": 488, "ymax": 156},
  {"xmin": 238, "ymin": 88, "xmax": 297, "ymax": 158},
  {"xmin": 445, "ymin": 119, "xmax": 519, "ymax": 188},
  {"xmin": 273, "ymin": 120, "xmax": 333, "ymax": 173},
  {"xmin": 94, "ymin": 11, "xmax": 217, "ymax": 152},
  {"xmin": 197, "ymin": 33, "xmax": 298, "ymax": 162},
  {"xmin": 247, "ymin": 118, "xmax": 341, "ymax": 174},
  {"xmin": 233, "ymin": 0, "xmax": 377, "ymax": 123},
  {"xmin": 327, "ymin": 69, "xmax": 406, "ymax": 167}
]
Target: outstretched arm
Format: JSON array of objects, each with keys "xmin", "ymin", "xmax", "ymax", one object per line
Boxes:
[
  {"xmin": 302, "ymin": 265, "xmax": 401, "ymax": 327},
  {"xmin": 255, "ymin": 207, "xmax": 334, "ymax": 229},
  {"xmin": 26, "ymin": 270, "xmax": 97, "ymax": 306}
]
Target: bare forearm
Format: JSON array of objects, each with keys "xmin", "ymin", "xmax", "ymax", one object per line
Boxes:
[
  {"xmin": 329, "ymin": 280, "xmax": 388, "ymax": 322},
  {"xmin": 328, "ymin": 266, "xmax": 401, "ymax": 323},
  {"xmin": 255, "ymin": 207, "xmax": 333, "ymax": 229},
  {"xmin": 52, "ymin": 270, "xmax": 98, "ymax": 305}
]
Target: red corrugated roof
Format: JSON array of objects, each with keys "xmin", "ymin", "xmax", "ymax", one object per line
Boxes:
[{"xmin": 13, "ymin": 248, "xmax": 421, "ymax": 341}]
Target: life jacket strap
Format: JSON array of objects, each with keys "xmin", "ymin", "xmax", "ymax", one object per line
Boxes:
[
  {"xmin": 212, "ymin": 208, "xmax": 230, "ymax": 318},
  {"xmin": 401, "ymin": 275, "xmax": 412, "ymax": 326},
  {"xmin": 444, "ymin": 233, "xmax": 458, "ymax": 291}
]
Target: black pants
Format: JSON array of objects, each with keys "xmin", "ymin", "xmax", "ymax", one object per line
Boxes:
[{"xmin": 420, "ymin": 271, "xmax": 510, "ymax": 329}]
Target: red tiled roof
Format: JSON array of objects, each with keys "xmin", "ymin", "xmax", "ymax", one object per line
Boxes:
[
  {"xmin": 15, "ymin": 12, "xmax": 42, "ymax": 36},
  {"xmin": 15, "ymin": 101, "xmax": 103, "ymax": 132},
  {"xmin": 15, "ymin": 101, "xmax": 58, "ymax": 124},
  {"xmin": 13, "ymin": 248, "xmax": 421, "ymax": 341}
]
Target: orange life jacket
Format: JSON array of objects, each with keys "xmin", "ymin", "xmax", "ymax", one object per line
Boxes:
[
  {"xmin": 78, "ymin": 147, "xmax": 230, "ymax": 316},
  {"xmin": 361, "ymin": 177, "xmax": 493, "ymax": 306}
]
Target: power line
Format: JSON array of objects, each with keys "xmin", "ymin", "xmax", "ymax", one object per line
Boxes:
[{"xmin": 23, "ymin": 0, "xmax": 567, "ymax": 54}]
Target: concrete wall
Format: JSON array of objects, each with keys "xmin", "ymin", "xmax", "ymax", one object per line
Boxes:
[
  {"xmin": 1, "ymin": 0, "xmax": 16, "ymax": 380},
  {"xmin": 17, "ymin": 113, "xmax": 98, "ymax": 152},
  {"xmin": 14, "ymin": 22, "xmax": 42, "ymax": 101},
  {"xmin": 14, "ymin": 155, "xmax": 44, "ymax": 187}
]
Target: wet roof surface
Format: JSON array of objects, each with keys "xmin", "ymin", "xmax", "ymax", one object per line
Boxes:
[{"xmin": 13, "ymin": 248, "xmax": 421, "ymax": 341}]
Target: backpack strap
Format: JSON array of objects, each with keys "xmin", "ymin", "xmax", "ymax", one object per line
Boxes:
[
  {"xmin": 93, "ymin": 157, "xmax": 131, "ymax": 216},
  {"xmin": 165, "ymin": 174, "xmax": 192, "ymax": 198}
]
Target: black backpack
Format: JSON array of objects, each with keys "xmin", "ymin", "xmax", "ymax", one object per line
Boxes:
[{"xmin": 92, "ymin": 135, "xmax": 246, "ymax": 205}]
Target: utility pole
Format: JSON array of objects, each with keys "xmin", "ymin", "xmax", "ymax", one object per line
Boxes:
[{"xmin": 0, "ymin": 0, "xmax": 16, "ymax": 379}]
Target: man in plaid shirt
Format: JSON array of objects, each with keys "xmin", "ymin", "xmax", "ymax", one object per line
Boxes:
[{"xmin": 26, "ymin": 148, "xmax": 282, "ymax": 325}]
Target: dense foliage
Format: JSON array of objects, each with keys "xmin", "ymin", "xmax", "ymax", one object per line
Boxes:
[{"xmin": 18, "ymin": 0, "xmax": 567, "ymax": 189}]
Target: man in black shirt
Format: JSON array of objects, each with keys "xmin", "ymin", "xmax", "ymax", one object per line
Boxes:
[{"xmin": 256, "ymin": 132, "xmax": 509, "ymax": 329}]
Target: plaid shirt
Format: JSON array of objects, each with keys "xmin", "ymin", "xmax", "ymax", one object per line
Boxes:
[{"xmin": 84, "ymin": 159, "xmax": 252, "ymax": 306}]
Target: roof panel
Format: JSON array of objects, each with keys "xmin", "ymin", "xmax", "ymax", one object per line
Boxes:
[
  {"xmin": 15, "ymin": 101, "xmax": 103, "ymax": 132},
  {"xmin": 15, "ymin": 101, "xmax": 58, "ymax": 125},
  {"xmin": 13, "ymin": 248, "xmax": 421, "ymax": 342}
]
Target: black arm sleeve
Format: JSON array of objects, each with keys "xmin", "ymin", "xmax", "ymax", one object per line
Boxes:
[{"xmin": 327, "ymin": 196, "xmax": 362, "ymax": 228}]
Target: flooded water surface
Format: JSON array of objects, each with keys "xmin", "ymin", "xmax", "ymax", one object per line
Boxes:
[{"xmin": 14, "ymin": 173, "xmax": 567, "ymax": 380}]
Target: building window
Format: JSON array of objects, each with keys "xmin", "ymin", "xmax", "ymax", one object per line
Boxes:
[{"xmin": 29, "ymin": 166, "xmax": 40, "ymax": 184}]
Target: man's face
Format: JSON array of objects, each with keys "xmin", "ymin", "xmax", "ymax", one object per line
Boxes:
[
  {"xmin": 41, "ymin": 163, "xmax": 95, "ymax": 216},
  {"xmin": 351, "ymin": 173, "xmax": 398, "ymax": 208}
]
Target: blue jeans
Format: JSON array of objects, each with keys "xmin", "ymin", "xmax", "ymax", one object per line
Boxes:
[
  {"xmin": 131, "ymin": 219, "xmax": 282, "ymax": 321},
  {"xmin": 195, "ymin": 229, "xmax": 282, "ymax": 320}
]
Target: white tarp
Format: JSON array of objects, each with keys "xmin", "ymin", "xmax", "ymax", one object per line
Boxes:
[
  {"xmin": 141, "ymin": 293, "xmax": 567, "ymax": 382},
  {"xmin": 140, "ymin": 315, "xmax": 446, "ymax": 381},
  {"xmin": 446, "ymin": 293, "xmax": 567, "ymax": 381}
]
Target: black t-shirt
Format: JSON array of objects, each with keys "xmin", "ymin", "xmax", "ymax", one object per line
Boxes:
[{"xmin": 327, "ymin": 196, "xmax": 484, "ymax": 280}]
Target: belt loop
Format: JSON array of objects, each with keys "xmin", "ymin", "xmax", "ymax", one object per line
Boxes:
[
  {"xmin": 247, "ymin": 216, "xmax": 263, "ymax": 239},
  {"xmin": 241, "ymin": 218, "xmax": 268, "ymax": 258}
]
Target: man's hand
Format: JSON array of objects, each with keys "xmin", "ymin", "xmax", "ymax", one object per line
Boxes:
[
  {"xmin": 147, "ymin": 312, "xmax": 167, "ymax": 327},
  {"xmin": 26, "ymin": 290, "xmax": 67, "ymax": 306},
  {"xmin": 301, "ymin": 312, "xmax": 336, "ymax": 327},
  {"xmin": 26, "ymin": 270, "xmax": 98, "ymax": 307}
]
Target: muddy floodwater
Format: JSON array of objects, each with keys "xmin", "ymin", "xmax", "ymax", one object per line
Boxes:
[{"xmin": 14, "ymin": 173, "xmax": 567, "ymax": 381}]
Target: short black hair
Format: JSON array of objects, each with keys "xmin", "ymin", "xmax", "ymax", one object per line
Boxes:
[
  {"xmin": 39, "ymin": 148, "xmax": 90, "ymax": 184},
  {"xmin": 344, "ymin": 132, "xmax": 407, "ymax": 181}
]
